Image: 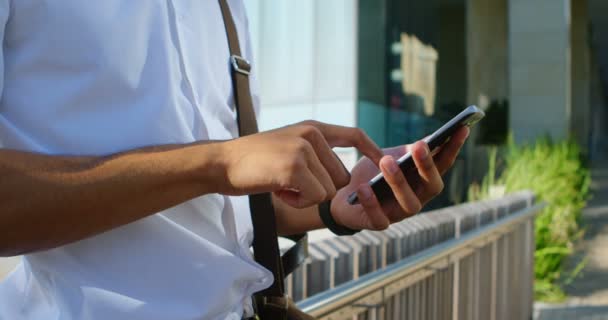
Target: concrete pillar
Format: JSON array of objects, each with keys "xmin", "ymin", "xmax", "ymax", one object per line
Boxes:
[
  {"xmin": 466, "ymin": 0, "xmax": 508, "ymax": 108},
  {"xmin": 509, "ymin": 0, "xmax": 571, "ymax": 143},
  {"xmin": 465, "ymin": 0, "xmax": 508, "ymax": 187},
  {"xmin": 437, "ymin": 2, "xmax": 467, "ymax": 108},
  {"xmin": 588, "ymin": 0, "xmax": 608, "ymax": 157},
  {"xmin": 590, "ymin": 50, "xmax": 608, "ymax": 157},
  {"xmin": 570, "ymin": 0, "xmax": 591, "ymax": 154}
]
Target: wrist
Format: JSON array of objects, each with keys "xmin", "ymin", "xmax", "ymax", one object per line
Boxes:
[
  {"xmin": 318, "ymin": 200, "xmax": 360, "ymax": 236},
  {"xmin": 185, "ymin": 141, "xmax": 230, "ymax": 195}
]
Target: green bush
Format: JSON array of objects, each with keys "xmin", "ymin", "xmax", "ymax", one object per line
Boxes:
[{"xmin": 469, "ymin": 136, "xmax": 591, "ymax": 302}]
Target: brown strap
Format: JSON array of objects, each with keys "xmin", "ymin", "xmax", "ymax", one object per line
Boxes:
[
  {"xmin": 218, "ymin": 0, "xmax": 285, "ymax": 298},
  {"xmin": 218, "ymin": 0, "xmax": 258, "ymax": 136},
  {"xmin": 254, "ymin": 295, "xmax": 317, "ymax": 320}
]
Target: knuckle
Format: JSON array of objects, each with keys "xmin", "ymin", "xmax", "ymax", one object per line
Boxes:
[
  {"xmin": 433, "ymin": 180, "xmax": 445, "ymax": 196},
  {"xmin": 421, "ymin": 158, "xmax": 435, "ymax": 171},
  {"xmin": 373, "ymin": 221, "xmax": 389, "ymax": 231},
  {"xmin": 316, "ymin": 189, "xmax": 328, "ymax": 203},
  {"xmin": 298, "ymin": 123, "xmax": 322, "ymax": 139},
  {"xmin": 299, "ymin": 119, "xmax": 319, "ymax": 127},
  {"xmin": 385, "ymin": 167, "xmax": 406, "ymax": 187},
  {"xmin": 400, "ymin": 197, "xmax": 420, "ymax": 215},
  {"xmin": 391, "ymin": 170, "xmax": 407, "ymax": 185},
  {"xmin": 335, "ymin": 173, "xmax": 350, "ymax": 189},
  {"xmin": 291, "ymin": 138, "xmax": 311, "ymax": 154},
  {"xmin": 410, "ymin": 200, "xmax": 422, "ymax": 214},
  {"xmin": 294, "ymin": 157, "xmax": 307, "ymax": 171},
  {"xmin": 283, "ymin": 155, "xmax": 305, "ymax": 174},
  {"xmin": 326, "ymin": 185, "xmax": 337, "ymax": 200},
  {"xmin": 352, "ymin": 128, "xmax": 365, "ymax": 141}
]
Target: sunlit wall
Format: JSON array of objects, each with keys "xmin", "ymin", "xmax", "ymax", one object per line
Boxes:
[{"xmin": 244, "ymin": 1, "xmax": 359, "ymax": 168}]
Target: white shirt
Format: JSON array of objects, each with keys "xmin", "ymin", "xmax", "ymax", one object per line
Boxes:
[{"xmin": 0, "ymin": 1, "xmax": 273, "ymax": 319}]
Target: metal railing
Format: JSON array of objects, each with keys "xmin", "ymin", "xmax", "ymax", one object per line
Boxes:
[{"xmin": 289, "ymin": 191, "xmax": 540, "ymax": 320}]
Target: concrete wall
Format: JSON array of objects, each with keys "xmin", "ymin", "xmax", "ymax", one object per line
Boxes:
[
  {"xmin": 466, "ymin": 0, "xmax": 508, "ymax": 107},
  {"xmin": 245, "ymin": 0, "xmax": 360, "ymax": 168},
  {"xmin": 508, "ymin": 0, "xmax": 572, "ymax": 143},
  {"xmin": 437, "ymin": 3, "xmax": 467, "ymax": 108},
  {"xmin": 465, "ymin": 0, "xmax": 508, "ymax": 185}
]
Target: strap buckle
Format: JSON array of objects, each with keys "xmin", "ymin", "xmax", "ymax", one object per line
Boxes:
[
  {"xmin": 231, "ymin": 54, "xmax": 251, "ymax": 76},
  {"xmin": 260, "ymin": 293, "xmax": 290, "ymax": 313}
]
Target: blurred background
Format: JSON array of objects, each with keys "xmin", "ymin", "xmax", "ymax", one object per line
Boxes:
[
  {"xmin": 1, "ymin": 0, "xmax": 607, "ymax": 318},
  {"xmin": 244, "ymin": 0, "xmax": 606, "ymax": 207},
  {"xmin": 242, "ymin": 0, "xmax": 608, "ymax": 318}
]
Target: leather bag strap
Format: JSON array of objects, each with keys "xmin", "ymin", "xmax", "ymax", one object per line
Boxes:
[{"xmin": 218, "ymin": 0, "xmax": 307, "ymax": 299}]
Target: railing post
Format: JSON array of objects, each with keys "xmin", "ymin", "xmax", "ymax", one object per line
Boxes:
[
  {"xmin": 473, "ymin": 211, "xmax": 482, "ymax": 320},
  {"xmin": 525, "ymin": 218, "xmax": 534, "ymax": 319},
  {"xmin": 490, "ymin": 239, "xmax": 498, "ymax": 320},
  {"xmin": 490, "ymin": 205, "xmax": 498, "ymax": 320},
  {"xmin": 452, "ymin": 215, "xmax": 461, "ymax": 320},
  {"xmin": 297, "ymin": 197, "xmax": 542, "ymax": 319}
]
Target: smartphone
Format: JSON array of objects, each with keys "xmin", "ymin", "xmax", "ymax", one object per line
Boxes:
[{"xmin": 348, "ymin": 105, "xmax": 485, "ymax": 205}]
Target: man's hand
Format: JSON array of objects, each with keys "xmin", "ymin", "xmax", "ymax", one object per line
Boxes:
[
  {"xmin": 329, "ymin": 127, "xmax": 470, "ymax": 231},
  {"xmin": 220, "ymin": 121, "xmax": 383, "ymax": 208}
]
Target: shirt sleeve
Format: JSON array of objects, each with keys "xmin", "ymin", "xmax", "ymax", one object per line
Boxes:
[
  {"xmin": 0, "ymin": 0, "xmax": 8, "ymax": 102},
  {"xmin": 0, "ymin": 0, "xmax": 8, "ymax": 148}
]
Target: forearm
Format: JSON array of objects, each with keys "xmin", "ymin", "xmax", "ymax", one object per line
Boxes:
[
  {"xmin": 273, "ymin": 194, "xmax": 325, "ymax": 236},
  {"xmin": 0, "ymin": 142, "xmax": 225, "ymax": 256}
]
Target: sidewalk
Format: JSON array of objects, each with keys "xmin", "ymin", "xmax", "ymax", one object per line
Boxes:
[{"xmin": 535, "ymin": 153, "xmax": 608, "ymax": 319}]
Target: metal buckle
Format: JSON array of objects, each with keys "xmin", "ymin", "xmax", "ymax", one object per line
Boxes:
[
  {"xmin": 281, "ymin": 294, "xmax": 289, "ymax": 311},
  {"xmin": 231, "ymin": 54, "xmax": 251, "ymax": 76},
  {"xmin": 262, "ymin": 293, "xmax": 290, "ymax": 312}
]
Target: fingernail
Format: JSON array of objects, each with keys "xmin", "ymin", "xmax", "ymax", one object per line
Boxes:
[
  {"xmin": 384, "ymin": 157, "xmax": 399, "ymax": 174},
  {"xmin": 358, "ymin": 184, "xmax": 373, "ymax": 200}
]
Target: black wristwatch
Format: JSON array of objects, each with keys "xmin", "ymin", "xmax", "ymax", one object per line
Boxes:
[{"xmin": 318, "ymin": 200, "xmax": 360, "ymax": 236}]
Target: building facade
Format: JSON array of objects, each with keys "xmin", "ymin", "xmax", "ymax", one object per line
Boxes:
[{"xmin": 245, "ymin": 0, "xmax": 607, "ymax": 204}]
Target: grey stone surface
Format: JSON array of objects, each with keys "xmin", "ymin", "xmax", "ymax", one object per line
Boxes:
[{"xmin": 508, "ymin": 0, "xmax": 572, "ymax": 144}]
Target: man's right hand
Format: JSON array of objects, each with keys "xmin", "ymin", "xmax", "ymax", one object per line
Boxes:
[
  {"xmin": 0, "ymin": 120, "xmax": 382, "ymax": 255},
  {"xmin": 219, "ymin": 121, "xmax": 383, "ymax": 208}
]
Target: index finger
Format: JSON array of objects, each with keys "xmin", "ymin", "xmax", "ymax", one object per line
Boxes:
[{"xmin": 308, "ymin": 121, "xmax": 384, "ymax": 166}]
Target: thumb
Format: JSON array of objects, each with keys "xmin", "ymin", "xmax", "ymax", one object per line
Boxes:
[{"xmin": 355, "ymin": 184, "xmax": 390, "ymax": 230}]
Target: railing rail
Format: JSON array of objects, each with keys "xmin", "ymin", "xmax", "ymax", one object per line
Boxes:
[{"xmin": 291, "ymin": 191, "xmax": 541, "ymax": 320}]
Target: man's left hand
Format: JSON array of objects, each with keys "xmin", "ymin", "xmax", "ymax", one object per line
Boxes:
[{"xmin": 329, "ymin": 127, "xmax": 470, "ymax": 231}]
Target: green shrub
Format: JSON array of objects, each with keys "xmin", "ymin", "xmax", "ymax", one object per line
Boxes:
[{"xmin": 469, "ymin": 136, "xmax": 591, "ymax": 302}]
